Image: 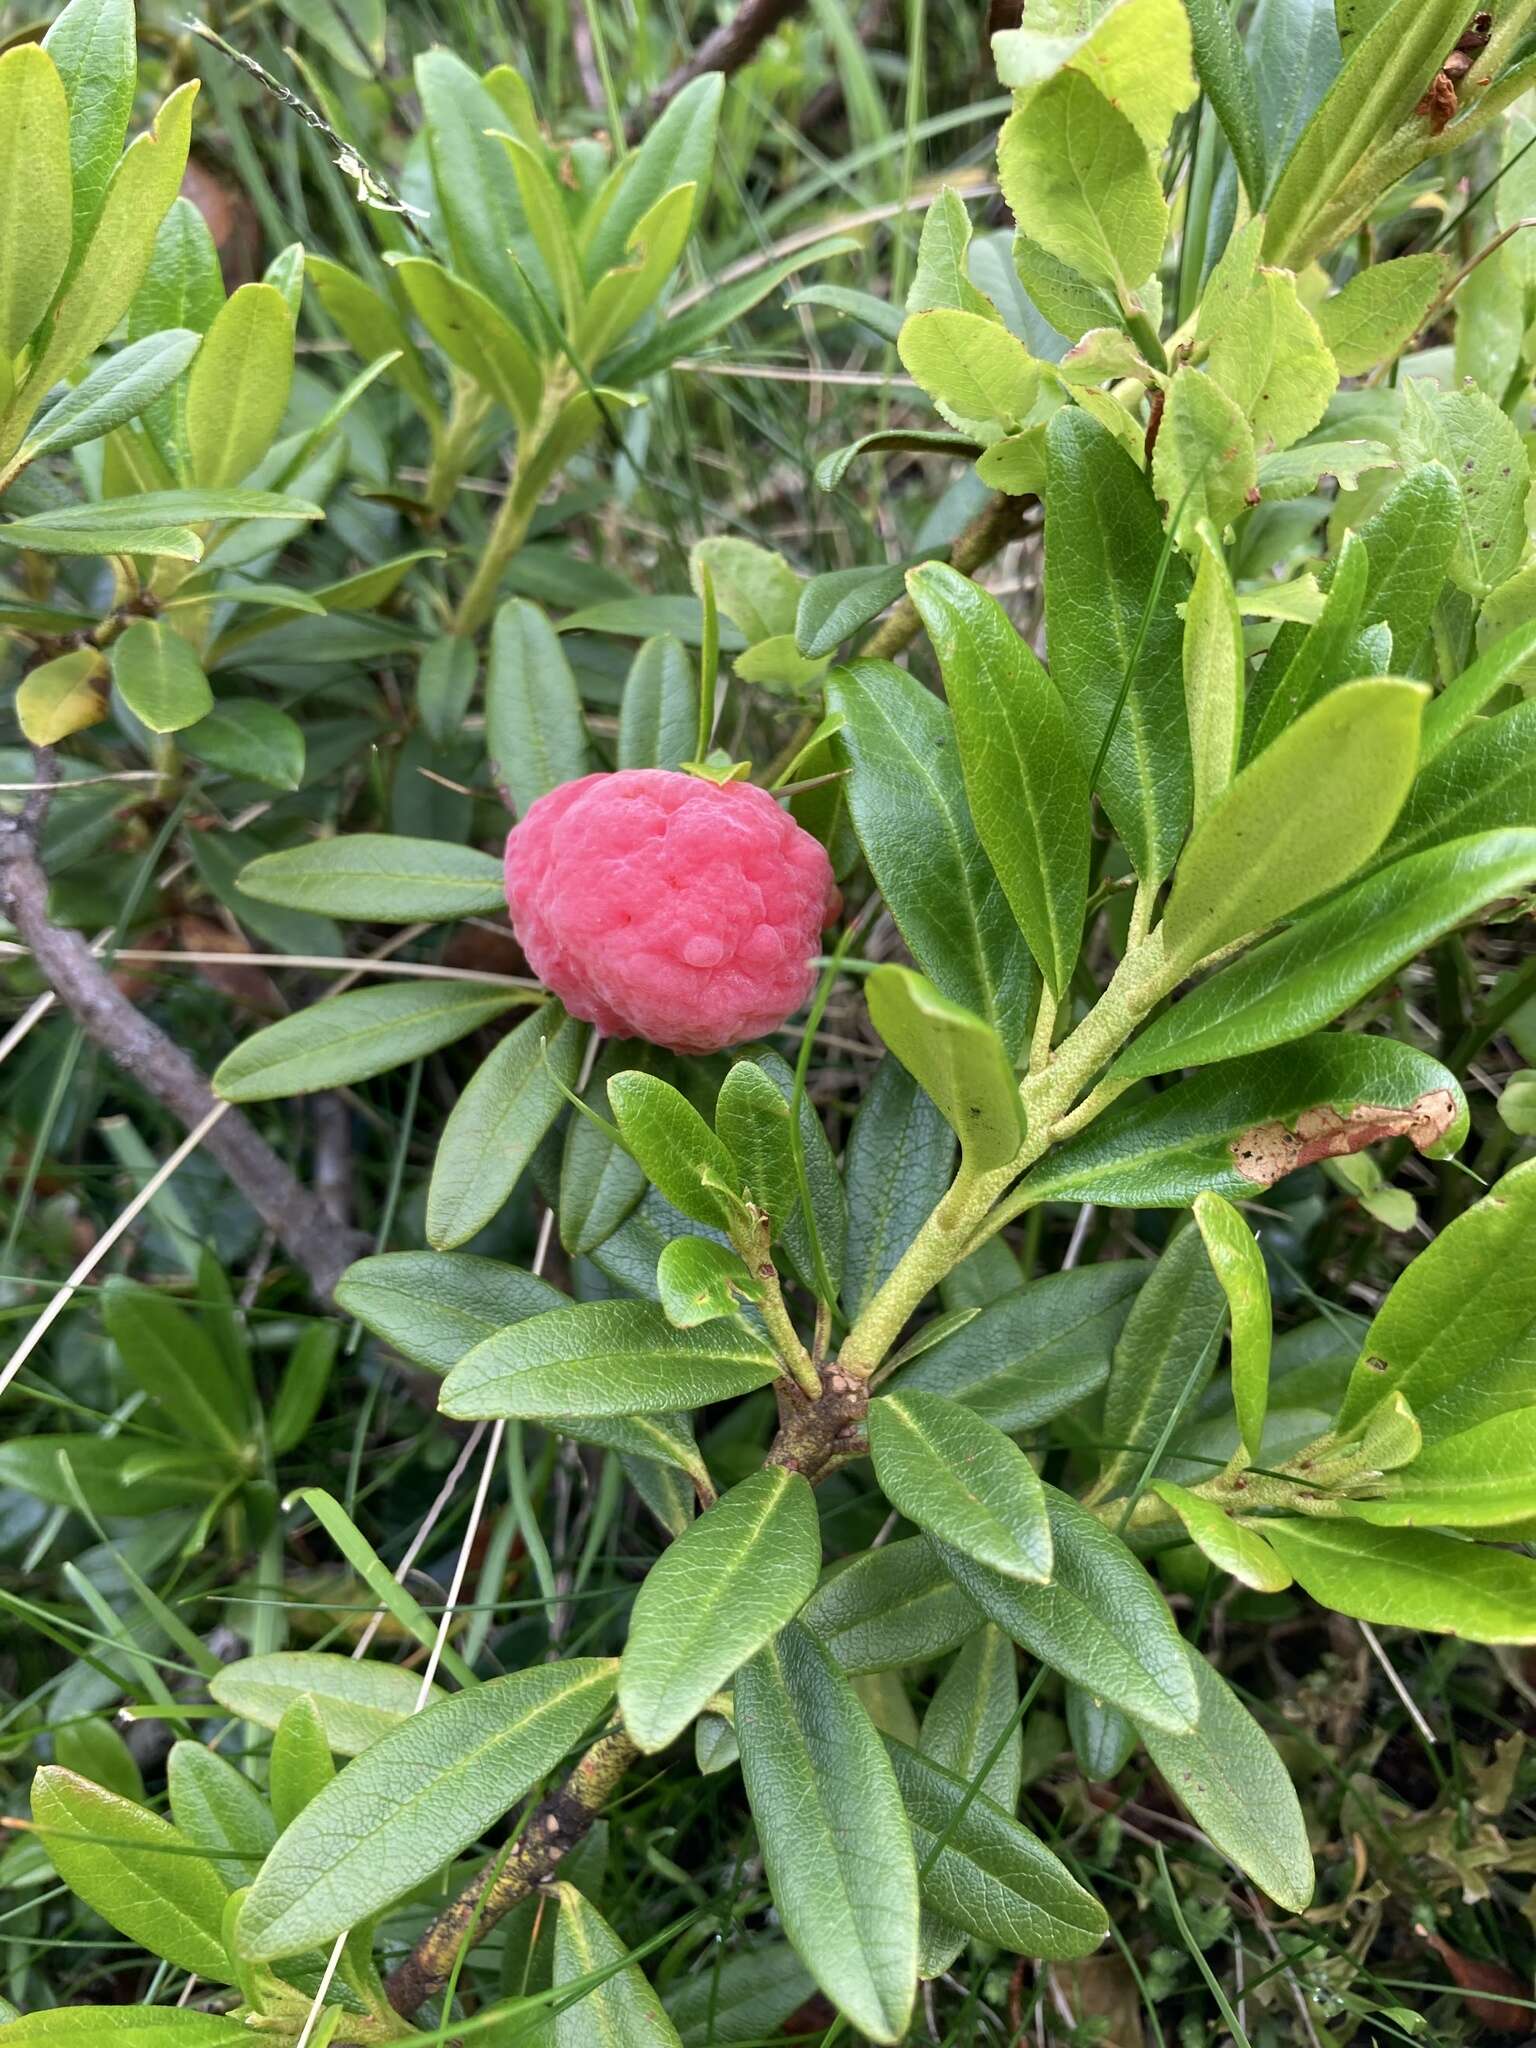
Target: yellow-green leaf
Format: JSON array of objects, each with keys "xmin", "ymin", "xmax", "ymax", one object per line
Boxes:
[
  {"xmin": 1150, "ymin": 1482, "xmax": 1291, "ymax": 1591},
  {"xmin": 1192, "ymin": 1191, "xmax": 1271, "ymax": 1461},
  {"xmin": 16, "ymin": 647, "xmax": 107, "ymax": 744},
  {"xmin": 1206, "ymin": 268, "xmax": 1337, "ymax": 456},
  {"xmin": 1152, "ymin": 367, "xmax": 1258, "ymax": 542},
  {"xmin": 390, "ymin": 253, "xmax": 542, "ymax": 430},
  {"xmin": 111, "ymin": 618, "xmax": 213, "ymax": 733},
  {"xmin": 1182, "ymin": 523, "xmax": 1244, "ymax": 826},
  {"xmin": 185, "ymin": 282, "xmax": 293, "ymax": 489},
  {"xmin": 897, "ymin": 308, "xmax": 1041, "ymax": 438},
  {"xmin": 0, "ymin": 45, "xmax": 72, "ymax": 359},
  {"xmin": 1316, "ymin": 252, "xmax": 1449, "ymax": 376},
  {"xmin": 866, "ymin": 964, "xmax": 1025, "ymax": 1173}
]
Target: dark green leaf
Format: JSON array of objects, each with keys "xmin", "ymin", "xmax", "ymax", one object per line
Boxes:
[
  {"xmin": 802, "ymin": 1538, "xmax": 980, "ymax": 1673},
  {"xmin": 866, "ymin": 965, "xmax": 1025, "ymax": 1173},
  {"xmin": 618, "ymin": 634, "xmax": 697, "ymax": 770},
  {"xmin": 870, "ymin": 1389, "xmax": 1051, "ymax": 1582},
  {"xmin": 842, "ymin": 1057, "xmax": 955, "ymax": 1323},
  {"xmin": 209, "ymin": 1651, "xmax": 443, "ymax": 1755},
  {"xmin": 1097, "ymin": 1227, "xmax": 1226, "ymax": 1499},
  {"xmin": 236, "ymin": 834, "xmax": 506, "ymax": 923},
  {"xmin": 428, "ymin": 1003, "xmax": 584, "ymax": 1249},
  {"xmin": 212, "ymin": 983, "xmax": 524, "ymax": 1101}
]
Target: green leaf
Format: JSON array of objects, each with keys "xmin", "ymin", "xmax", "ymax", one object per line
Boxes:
[
  {"xmin": 1399, "ymin": 381, "xmax": 1528, "ymax": 599},
  {"xmin": 1010, "ymin": 231, "xmax": 1122, "ymax": 342},
  {"xmin": 235, "ymin": 1660, "xmax": 619, "ymax": 1959},
  {"xmin": 1043, "ymin": 408, "xmax": 1193, "ymax": 883},
  {"xmin": 307, "ymin": 253, "xmax": 435, "ymax": 418},
  {"xmin": 209, "ymin": 1651, "xmax": 444, "ymax": 1756},
  {"xmin": 15, "ymin": 647, "xmax": 107, "ymax": 744},
  {"xmin": 576, "ymin": 181, "xmax": 697, "ymax": 362},
  {"xmin": 0, "ymin": 2013, "xmax": 249, "ymax": 2043},
  {"xmin": 390, "ymin": 254, "xmax": 541, "ymax": 429},
  {"xmin": 908, "ymin": 561, "xmax": 1088, "ymax": 997},
  {"xmin": 181, "ymin": 698, "xmax": 305, "ymax": 790},
  {"xmin": 870, "ymin": 1389, "xmax": 1051, "ymax": 1582},
  {"xmin": 1256, "ymin": 439, "xmax": 1396, "ymax": 502},
  {"xmin": 0, "ymin": 487, "xmax": 321, "ymax": 557},
  {"xmin": 128, "ymin": 199, "xmax": 225, "ymax": 479},
  {"xmin": 735, "ymin": 1621, "xmax": 918, "ymax": 2042},
  {"xmin": 42, "ymin": 0, "xmax": 136, "ymax": 263},
  {"xmin": 619, "ymin": 634, "xmax": 697, "ymax": 771},
  {"xmin": 110, "ymin": 619, "xmax": 212, "ymax": 734},
  {"xmin": 414, "ymin": 48, "xmax": 545, "ymax": 331},
  {"xmin": 608, "ymin": 1070, "xmax": 744, "ymax": 1233},
  {"xmin": 830, "ymin": 659, "xmax": 1033, "ymax": 1054},
  {"xmin": 997, "ymin": 68, "xmax": 1167, "ymax": 300},
  {"xmin": 31, "ymin": 1768, "xmax": 229, "ymax": 1979},
  {"xmin": 559, "ymin": 1046, "xmax": 649, "ymax": 1257},
  {"xmin": 428, "ymin": 1003, "xmax": 584, "ymax": 1249},
  {"xmin": 440, "ymin": 1300, "xmax": 780, "ymax": 1421},
  {"xmin": 813, "ymin": 428, "xmax": 982, "ymax": 495},
  {"xmin": 620, "ymin": 1467, "xmax": 821, "ymax": 1752},
  {"xmin": 1182, "ymin": 525, "xmax": 1245, "ymax": 825},
  {"xmin": 1163, "ymin": 678, "xmax": 1426, "ymax": 964},
  {"xmin": 802, "ymin": 1538, "xmax": 980, "ymax": 1673},
  {"xmin": 15, "ymin": 79, "xmax": 197, "ymax": 415},
  {"xmin": 184, "ymin": 282, "xmax": 292, "ymax": 489},
  {"xmin": 1192, "ymin": 1192, "xmax": 1271, "ymax": 1462},
  {"xmin": 269, "ymin": 1324, "xmax": 338, "ymax": 1457},
  {"xmin": 1066, "ymin": 1684, "xmax": 1135, "ymax": 1781},
  {"xmin": 1026, "ymin": 1034, "xmax": 1465, "ymax": 1206},
  {"xmin": 1149, "ymin": 1481, "xmax": 1292, "ymax": 1590},
  {"xmin": 1315, "ymin": 253, "xmax": 1449, "ymax": 375},
  {"xmin": 1245, "ymin": 529, "xmax": 1370, "ymax": 761},
  {"xmin": 166, "ymin": 1741, "xmax": 275, "ymax": 1892},
  {"xmin": 900, "ymin": 1263, "xmax": 1142, "ymax": 1430},
  {"xmin": 1129, "ymin": 1644, "xmax": 1313, "ymax": 1908},
  {"xmin": 665, "ymin": 1944, "xmax": 816, "ymax": 2048},
  {"xmin": 270, "ymin": 1694, "xmax": 334, "ymax": 1832},
  {"xmin": 1263, "ymin": 0, "xmax": 1476, "ymax": 270},
  {"xmin": 738, "ymin": 1047, "xmax": 847, "ymax": 1296},
  {"xmin": 1345, "ymin": 1407, "xmax": 1536, "ymax": 1528},
  {"xmin": 920, "ymin": 1624, "xmax": 1021, "ymax": 1812},
  {"xmin": 866, "ymin": 965, "xmax": 1025, "ymax": 1173},
  {"xmin": 1350, "ymin": 462, "xmax": 1460, "ymax": 680},
  {"xmin": 290, "ymin": 1486, "xmax": 476, "ymax": 1689},
  {"xmin": 885, "ymin": 1737, "xmax": 1108, "ymax": 1958},
  {"xmin": 1261, "ymin": 1519, "xmax": 1536, "ymax": 1644},
  {"xmin": 713, "ymin": 1058, "xmax": 800, "ymax": 1234},
  {"xmin": 0, "ymin": 44, "xmax": 72, "ymax": 359},
  {"xmin": 102, "ymin": 1276, "xmax": 247, "ymax": 1455},
  {"xmin": 0, "ymin": 1434, "xmax": 218, "ymax": 1516},
  {"xmin": 1182, "ymin": 0, "xmax": 1267, "ymax": 203},
  {"xmin": 907, "ymin": 187, "xmax": 997, "ymax": 318},
  {"xmin": 19, "ymin": 328, "xmax": 200, "ymax": 461},
  {"xmin": 1206, "ymin": 269, "xmax": 1337, "ymax": 456},
  {"xmin": 1097, "ymin": 1227, "xmax": 1226, "ymax": 1499},
  {"xmin": 553, "ymin": 1884, "xmax": 686, "ymax": 2048},
  {"xmin": 1378, "ymin": 700, "xmax": 1536, "ymax": 866},
  {"xmin": 690, "ymin": 536, "xmax": 800, "ymax": 643},
  {"xmin": 1338, "ymin": 1156, "xmax": 1536, "ymax": 1443},
  {"xmin": 842, "ymin": 1058, "xmax": 955, "ymax": 1324},
  {"xmin": 898, "ymin": 310, "xmax": 1040, "ymax": 437},
  {"xmin": 656, "ymin": 1236, "xmax": 761, "ymax": 1328},
  {"xmin": 1423, "ymin": 620, "xmax": 1536, "ymax": 762},
  {"xmin": 487, "ymin": 597, "xmax": 590, "ymax": 813},
  {"xmin": 1152, "ymin": 370, "xmax": 1258, "ymax": 544},
  {"xmin": 335, "ymin": 1249, "xmax": 560, "ymax": 1372},
  {"xmin": 236, "ymin": 834, "xmax": 505, "ymax": 923},
  {"xmin": 939, "ymin": 1488, "xmax": 1200, "ymax": 1734},
  {"xmin": 54, "ymin": 1717, "xmax": 144, "ymax": 1804},
  {"xmin": 1117, "ymin": 831, "xmax": 1536, "ymax": 1079},
  {"xmin": 212, "ymin": 982, "xmax": 524, "ymax": 1101},
  {"xmin": 582, "ymin": 72, "xmax": 719, "ymax": 279}
]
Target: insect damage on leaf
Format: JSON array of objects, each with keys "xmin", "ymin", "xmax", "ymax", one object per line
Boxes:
[
  {"xmin": 1230, "ymin": 1088, "xmax": 1459, "ymax": 1187},
  {"xmin": 1416, "ymin": 10, "xmax": 1493, "ymax": 135}
]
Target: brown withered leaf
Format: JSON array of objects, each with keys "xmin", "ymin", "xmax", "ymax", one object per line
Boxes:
[
  {"xmin": 177, "ymin": 914, "xmax": 282, "ymax": 1015},
  {"xmin": 1417, "ymin": 1926, "xmax": 1528, "ymax": 2032}
]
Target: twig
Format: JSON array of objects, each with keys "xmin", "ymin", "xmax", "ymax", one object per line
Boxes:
[
  {"xmin": 0, "ymin": 754, "xmax": 363, "ymax": 1307},
  {"xmin": 859, "ymin": 494, "xmax": 1035, "ymax": 660},
  {"xmin": 628, "ymin": 0, "xmax": 807, "ymax": 137}
]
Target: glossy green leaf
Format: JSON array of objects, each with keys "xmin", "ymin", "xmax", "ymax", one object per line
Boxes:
[
  {"xmin": 735, "ymin": 1621, "xmax": 918, "ymax": 2042},
  {"xmin": 998, "ymin": 69, "xmax": 1167, "ymax": 299},
  {"xmin": 31, "ymin": 1768, "xmax": 229, "ymax": 1979},
  {"xmin": 939, "ymin": 1488, "xmax": 1201, "ymax": 1734},
  {"xmin": 1192, "ymin": 1192, "xmax": 1271, "ymax": 1461},
  {"xmin": 487, "ymin": 596, "xmax": 591, "ymax": 813},
  {"xmin": 866, "ymin": 965, "xmax": 1025, "ymax": 1173},
  {"xmin": 269, "ymin": 1693, "xmax": 334, "ymax": 1831},
  {"xmin": 553, "ymin": 1883, "xmax": 685, "ymax": 2048},
  {"xmin": 440, "ymin": 1300, "xmax": 780, "ymax": 1421},
  {"xmin": 237, "ymin": 833, "xmax": 505, "ymax": 923},
  {"xmin": 620, "ymin": 1467, "xmax": 821, "ymax": 1752},
  {"xmin": 842, "ymin": 1058, "xmax": 955, "ymax": 1323},
  {"xmin": 181, "ymin": 699, "xmax": 305, "ymax": 790},
  {"xmin": 900, "ymin": 1263, "xmax": 1142, "ymax": 1430},
  {"xmin": 1376, "ymin": 700, "xmax": 1536, "ymax": 866},
  {"xmin": 1129, "ymin": 1644, "xmax": 1313, "ymax": 1908},
  {"xmin": 802, "ymin": 1538, "xmax": 980, "ymax": 1673},
  {"xmin": 1345, "ymin": 1407, "xmax": 1536, "ymax": 1527},
  {"xmin": 870, "ymin": 1389, "xmax": 1051, "ymax": 1583},
  {"xmin": 110, "ymin": 619, "xmax": 212, "ymax": 734},
  {"xmin": 209, "ymin": 1651, "xmax": 446, "ymax": 1755},
  {"xmin": 582, "ymin": 72, "xmax": 719, "ymax": 279},
  {"xmin": 609, "ymin": 1070, "xmax": 744, "ymax": 1232},
  {"xmin": 1043, "ymin": 408, "xmax": 1193, "ymax": 883},
  {"xmin": 735, "ymin": 1047, "xmax": 847, "ymax": 1296},
  {"xmin": 656, "ymin": 1236, "xmax": 761, "ymax": 1327},
  {"xmin": 1065, "ymin": 1684, "xmax": 1136, "ymax": 1781},
  {"xmin": 101, "ymin": 1275, "xmax": 247, "ymax": 1454},
  {"xmin": 1422, "ymin": 620, "xmax": 1536, "ymax": 762},
  {"xmin": 1029, "ymin": 1034, "xmax": 1465, "ymax": 1206},
  {"xmin": 830, "ymin": 658, "xmax": 1033, "ymax": 1054},
  {"xmin": 1119, "ymin": 831, "xmax": 1536, "ymax": 1078},
  {"xmin": 127, "ymin": 199, "xmax": 226, "ymax": 475},
  {"xmin": 1149, "ymin": 1481, "xmax": 1292, "ymax": 1590},
  {"xmin": 213, "ymin": 982, "xmax": 523, "ymax": 1101},
  {"xmin": 414, "ymin": 48, "xmax": 544, "ymax": 330},
  {"xmin": 184, "ymin": 282, "xmax": 292, "ymax": 489},
  {"xmin": 43, "ymin": 0, "xmax": 136, "ymax": 262},
  {"xmin": 1163, "ymin": 679, "xmax": 1425, "ymax": 964},
  {"xmin": 885, "ymin": 1737, "xmax": 1108, "ymax": 1957},
  {"xmin": 1261, "ymin": 1519, "xmax": 1536, "ymax": 1644},
  {"xmin": 0, "ymin": 45, "xmax": 72, "ymax": 358},
  {"xmin": 1245, "ymin": 530, "xmax": 1369, "ymax": 761},
  {"xmin": 428, "ymin": 1003, "xmax": 584, "ymax": 1249},
  {"xmin": 236, "ymin": 1660, "xmax": 618, "ymax": 1960},
  {"xmin": 713, "ymin": 1058, "xmax": 799, "ymax": 1233},
  {"xmin": 619, "ymin": 634, "xmax": 697, "ymax": 770},
  {"xmin": 908, "ymin": 561, "xmax": 1088, "ymax": 996},
  {"xmin": 1182, "ymin": 525, "xmax": 1245, "ymax": 825},
  {"xmin": 1338, "ymin": 1156, "xmax": 1536, "ymax": 1443},
  {"xmin": 1097, "ymin": 1226, "xmax": 1226, "ymax": 1499},
  {"xmin": 20, "ymin": 327, "xmax": 200, "ymax": 460}
]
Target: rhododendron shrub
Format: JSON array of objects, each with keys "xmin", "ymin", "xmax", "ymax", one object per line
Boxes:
[{"xmin": 8, "ymin": 0, "xmax": 1536, "ymax": 2038}]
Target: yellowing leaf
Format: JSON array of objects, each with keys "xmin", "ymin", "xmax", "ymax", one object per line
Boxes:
[
  {"xmin": 897, "ymin": 308, "xmax": 1041, "ymax": 438},
  {"xmin": 16, "ymin": 647, "xmax": 108, "ymax": 743},
  {"xmin": 993, "ymin": 0, "xmax": 1196, "ymax": 151},
  {"xmin": 1152, "ymin": 367, "xmax": 1257, "ymax": 542},
  {"xmin": 1181, "ymin": 523, "xmax": 1244, "ymax": 826},
  {"xmin": 1207, "ymin": 268, "xmax": 1338, "ymax": 455},
  {"xmin": 0, "ymin": 45, "xmax": 72, "ymax": 359}
]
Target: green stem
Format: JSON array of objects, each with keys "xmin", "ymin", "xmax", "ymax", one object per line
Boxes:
[{"xmin": 755, "ymin": 1270, "xmax": 822, "ymax": 1398}]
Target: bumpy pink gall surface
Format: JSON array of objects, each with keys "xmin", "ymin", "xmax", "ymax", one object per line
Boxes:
[{"xmin": 504, "ymin": 769, "xmax": 840, "ymax": 1054}]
